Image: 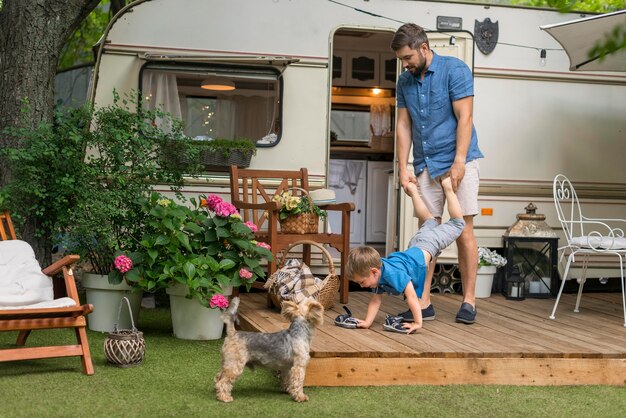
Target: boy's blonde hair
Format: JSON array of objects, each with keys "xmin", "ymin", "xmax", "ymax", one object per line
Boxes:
[{"xmin": 346, "ymin": 246, "xmax": 382, "ymax": 280}]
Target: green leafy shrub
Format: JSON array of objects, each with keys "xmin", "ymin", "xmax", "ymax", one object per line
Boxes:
[{"xmin": 112, "ymin": 193, "xmax": 273, "ymax": 306}]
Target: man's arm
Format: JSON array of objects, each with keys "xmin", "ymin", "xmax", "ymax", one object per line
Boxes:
[
  {"xmin": 450, "ymin": 96, "xmax": 473, "ymax": 191},
  {"xmin": 396, "ymin": 108, "xmax": 415, "ymax": 193},
  {"xmin": 356, "ymin": 293, "xmax": 382, "ymax": 329},
  {"xmin": 403, "ymin": 281, "xmax": 423, "ymax": 334}
]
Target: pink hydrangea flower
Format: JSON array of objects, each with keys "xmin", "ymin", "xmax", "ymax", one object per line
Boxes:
[
  {"xmin": 256, "ymin": 241, "xmax": 271, "ymax": 251},
  {"xmin": 230, "ymin": 213, "xmax": 242, "ymax": 220},
  {"xmin": 210, "ymin": 294, "xmax": 230, "ymax": 310},
  {"xmin": 239, "ymin": 268, "xmax": 253, "ymax": 279},
  {"xmin": 214, "ymin": 201, "xmax": 237, "ymax": 217},
  {"xmin": 114, "ymin": 255, "xmax": 133, "ymax": 273},
  {"xmin": 244, "ymin": 221, "xmax": 258, "ymax": 233},
  {"xmin": 203, "ymin": 194, "xmax": 223, "ymax": 211}
]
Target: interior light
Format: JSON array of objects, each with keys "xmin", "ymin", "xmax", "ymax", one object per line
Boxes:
[
  {"xmin": 371, "ymin": 88, "xmax": 382, "ymax": 95},
  {"xmin": 201, "ymin": 77, "xmax": 236, "ymax": 91}
]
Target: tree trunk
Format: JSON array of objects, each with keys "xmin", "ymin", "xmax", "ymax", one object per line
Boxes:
[{"xmin": 0, "ymin": 0, "xmax": 100, "ymax": 264}]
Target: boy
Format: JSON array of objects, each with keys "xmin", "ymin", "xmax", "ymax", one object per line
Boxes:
[{"xmin": 345, "ymin": 175, "xmax": 465, "ymax": 334}]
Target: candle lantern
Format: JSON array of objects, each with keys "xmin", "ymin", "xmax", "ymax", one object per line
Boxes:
[
  {"xmin": 504, "ymin": 264, "xmax": 526, "ymax": 300},
  {"xmin": 502, "ymin": 203, "xmax": 559, "ymax": 298}
]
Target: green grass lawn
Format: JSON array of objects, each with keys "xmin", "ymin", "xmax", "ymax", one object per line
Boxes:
[{"xmin": 1, "ymin": 307, "xmax": 625, "ymax": 418}]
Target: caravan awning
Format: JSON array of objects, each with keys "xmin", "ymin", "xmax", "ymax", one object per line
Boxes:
[{"xmin": 541, "ymin": 10, "xmax": 626, "ymax": 72}]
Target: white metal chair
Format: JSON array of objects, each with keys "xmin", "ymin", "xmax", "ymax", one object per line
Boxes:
[{"xmin": 551, "ymin": 174, "xmax": 626, "ymax": 327}]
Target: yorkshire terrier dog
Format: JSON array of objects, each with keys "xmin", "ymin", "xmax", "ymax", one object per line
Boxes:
[{"xmin": 214, "ymin": 297, "xmax": 324, "ymax": 402}]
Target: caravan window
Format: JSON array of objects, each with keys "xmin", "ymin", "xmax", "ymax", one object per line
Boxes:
[{"xmin": 140, "ymin": 64, "xmax": 281, "ymax": 146}]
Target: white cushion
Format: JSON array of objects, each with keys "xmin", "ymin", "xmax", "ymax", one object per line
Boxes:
[
  {"xmin": 0, "ymin": 297, "xmax": 76, "ymax": 310},
  {"xmin": 570, "ymin": 235, "xmax": 626, "ymax": 250},
  {"xmin": 0, "ymin": 240, "xmax": 53, "ymax": 306}
]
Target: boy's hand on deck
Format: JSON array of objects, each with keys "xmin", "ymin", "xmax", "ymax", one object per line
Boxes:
[
  {"xmin": 402, "ymin": 322, "xmax": 421, "ymax": 334},
  {"xmin": 356, "ymin": 319, "xmax": 371, "ymax": 329}
]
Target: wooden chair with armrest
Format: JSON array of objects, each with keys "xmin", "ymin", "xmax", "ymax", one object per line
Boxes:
[
  {"xmin": 229, "ymin": 166, "xmax": 354, "ymax": 304},
  {"xmin": 0, "ymin": 211, "xmax": 94, "ymax": 375}
]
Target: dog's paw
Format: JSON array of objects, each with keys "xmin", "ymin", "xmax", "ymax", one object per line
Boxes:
[
  {"xmin": 293, "ymin": 393, "xmax": 309, "ymax": 402},
  {"xmin": 216, "ymin": 395, "xmax": 234, "ymax": 403}
]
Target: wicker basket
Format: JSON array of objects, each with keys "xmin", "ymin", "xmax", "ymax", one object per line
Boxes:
[
  {"xmin": 268, "ymin": 240, "xmax": 339, "ymax": 310},
  {"xmin": 279, "ymin": 187, "xmax": 319, "ymax": 234},
  {"xmin": 104, "ymin": 297, "xmax": 145, "ymax": 368}
]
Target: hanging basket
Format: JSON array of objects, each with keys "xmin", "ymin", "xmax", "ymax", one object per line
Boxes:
[
  {"xmin": 104, "ymin": 297, "xmax": 145, "ymax": 368},
  {"xmin": 268, "ymin": 240, "xmax": 339, "ymax": 310},
  {"xmin": 278, "ymin": 187, "xmax": 320, "ymax": 234}
]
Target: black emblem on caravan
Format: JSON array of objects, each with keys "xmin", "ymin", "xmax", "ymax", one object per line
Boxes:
[{"xmin": 474, "ymin": 18, "xmax": 499, "ymax": 55}]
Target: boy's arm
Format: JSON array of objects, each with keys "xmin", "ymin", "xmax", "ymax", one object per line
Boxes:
[
  {"xmin": 356, "ymin": 293, "xmax": 382, "ymax": 329},
  {"xmin": 403, "ymin": 281, "xmax": 423, "ymax": 334}
]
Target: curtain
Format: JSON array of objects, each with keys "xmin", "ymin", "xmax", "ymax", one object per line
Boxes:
[
  {"xmin": 370, "ymin": 104, "xmax": 391, "ymax": 137},
  {"xmin": 141, "ymin": 70, "xmax": 182, "ymax": 133}
]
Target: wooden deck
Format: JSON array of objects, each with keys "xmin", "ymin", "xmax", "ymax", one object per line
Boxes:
[{"xmin": 237, "ymin": 291, "xmax": 626, "ymax": 386}]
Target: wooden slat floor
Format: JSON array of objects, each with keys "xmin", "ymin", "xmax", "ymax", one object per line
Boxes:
[{"xmin": 237, "ymin": 291, "xmax": 626, "ymax": 386}]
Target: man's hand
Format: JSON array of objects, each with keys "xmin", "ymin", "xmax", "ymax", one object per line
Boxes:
[
  {"xmin": 399, "ymin": 170, "xmax": 417, "ymax": 195},
  {"xmin": 449, "ymin": 161, "xmax": 466, "ymax": 192}
]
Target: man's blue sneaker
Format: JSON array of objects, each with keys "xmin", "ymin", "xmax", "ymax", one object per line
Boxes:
[
  {"xmin": 455, "ymin": 302, "xmax": 476, "ymax": 324},
  {"xmin": 397, "ymin": 304, "xmax": 435, "ymax": 322}
]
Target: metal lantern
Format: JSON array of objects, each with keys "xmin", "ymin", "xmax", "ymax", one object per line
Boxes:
[
  {"xmin": 503, "ymin": 203, "xmax": 559, "ymax": 298},
  {"xmin": 504, "ymin": 264, "xmax": 526, "ymax": 300}
]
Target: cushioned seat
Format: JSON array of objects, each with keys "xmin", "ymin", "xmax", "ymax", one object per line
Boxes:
[
  {"xmin": 0, "ymin": 211, "xmax": 94, "ymax": 374},
  {"xmin": 550, "ymin": 175, "xmax": 626, "ymax": 327}
]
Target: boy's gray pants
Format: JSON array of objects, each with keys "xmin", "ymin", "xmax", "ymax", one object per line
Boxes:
[{"xmin": 408, "ymin": 218, "xmax": 465, "ymax": 259}]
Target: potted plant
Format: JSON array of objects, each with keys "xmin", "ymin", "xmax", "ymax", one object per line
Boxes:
[
  {"xmin": 61, "ymin": 91, "xmax": 201, "ymax": 332},
  {"xmin": 164, "ymin": 138, "xmax": 257, "ymax": 171},
  {"xmin": 114, "ymin": 193, "xmax": 273, "ymax": 339},
  {"xmin": 272, "ymin": 189, "xmax": 327, "ymax": 234},
  {"xmin": 476, "ymin": 247, "xmax": 507, "ymax": 298}
]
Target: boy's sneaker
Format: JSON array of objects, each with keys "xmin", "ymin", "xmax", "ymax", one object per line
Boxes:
[
  {"xmin": 455, "ymin": 302, "xmax": 477, "ymax": 324},
  {"xmin": 397, "ymin": 304, "xmax": 436, "ymax": 322}
]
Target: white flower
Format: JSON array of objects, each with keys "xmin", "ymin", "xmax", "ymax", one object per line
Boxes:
[{"xmin": 478, "ymin": 247, "xmax": 507, "ymax": 268}]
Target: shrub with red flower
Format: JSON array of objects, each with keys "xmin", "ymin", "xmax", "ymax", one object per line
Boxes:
[
  {"xmin": 209, "ymin": 294, "xmax": 230, "ymax": 310},
  {"xmin": 111, "ymin": 192, "xmax": 273, "ymax": 308}
]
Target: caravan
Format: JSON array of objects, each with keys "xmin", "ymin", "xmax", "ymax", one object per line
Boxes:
[{"xmin": 91, "ymin": 0, "xmax": 626, "ymax": 290}]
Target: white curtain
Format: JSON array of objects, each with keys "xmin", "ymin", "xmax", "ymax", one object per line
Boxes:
[
  {"xmin": 215, "ymin": 95, "xmax": 270, "ymax": 141},
  {"xmin": 141, "ymin": 70, "xmax": 182, "ymax": 133},
  {"xmin": 370, "ymin": 104, "xmax": 391, "ymax": 137},
  {"xmin": 215, "ymin": 99, "xmax": 236, "ymax": 139}
]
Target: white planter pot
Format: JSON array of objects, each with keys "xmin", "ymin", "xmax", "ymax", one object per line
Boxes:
[
  {"xmin": 82, "ymin": 273, "xmax": 142, "ymax": 332},
  {"xmin": 475, "ymin": 265, "xmax": 497, "ymax": 298},
  {"xmin": 166, "ymin": 284, "xmax": 232, "ymax": 340}
]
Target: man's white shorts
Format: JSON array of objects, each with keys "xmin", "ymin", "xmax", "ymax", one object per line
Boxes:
[{"xmin": 416, "ymin": 159, "xmax": 480, "ymax": 218}]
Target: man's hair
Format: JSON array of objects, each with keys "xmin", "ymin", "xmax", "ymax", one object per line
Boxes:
[
  {"xmin": 346, "ymin": 246, "xmax": 382, "ymax": 280},
  {"xmin": 391, "ymin": 23, "xmax": 430, "ymax": 51}
]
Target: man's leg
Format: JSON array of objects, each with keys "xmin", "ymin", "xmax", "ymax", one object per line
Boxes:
[{"xmin": 457, "ymin": 216, "xmax": 478, "ymax": 307}]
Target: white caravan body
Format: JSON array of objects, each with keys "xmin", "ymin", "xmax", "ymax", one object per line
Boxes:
[{"xmin": 91, "ymin": 0, "xmax": 626, "ymax": 286}]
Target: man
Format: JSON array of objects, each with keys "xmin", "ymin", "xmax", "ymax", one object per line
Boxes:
[{"xmin": 391, "ymin": 23, "xmax": 483, "ymax": 324}]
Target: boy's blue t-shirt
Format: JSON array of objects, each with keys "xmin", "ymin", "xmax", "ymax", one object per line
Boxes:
[{"xmin": 373, "ymin": 247, "xmax": 427, "ymax": 297}]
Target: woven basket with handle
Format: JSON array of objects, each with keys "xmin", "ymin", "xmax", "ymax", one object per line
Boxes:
[
  {"xmin": 104, "ymin": 297, "xmax": 145, "ymax": 368},
  {"xmin": 268, "ymin": 240, "xmax": 338, "ymax": 310},
  {"xmin": 278, "ymin": 187, "xmax": 319, "ymax": 234}
]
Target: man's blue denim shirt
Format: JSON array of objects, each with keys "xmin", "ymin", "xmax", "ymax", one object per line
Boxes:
[{"xmin": 396, "ymin": 52, "xmax": 483, "ymax": 179}]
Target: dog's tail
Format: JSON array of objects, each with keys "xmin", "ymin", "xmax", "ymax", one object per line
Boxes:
[{"xmin": 221, "ymin": 296, "xmax": 240, "ymax": 337}]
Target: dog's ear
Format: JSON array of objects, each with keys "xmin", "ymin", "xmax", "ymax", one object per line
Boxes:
[
  {"xmin": 281, "ymin": 300, "xmax": 300, "ymax": 321},
  {"xmin": 305, "ymin": 299, "xmax": 324, "ymax": 327}
]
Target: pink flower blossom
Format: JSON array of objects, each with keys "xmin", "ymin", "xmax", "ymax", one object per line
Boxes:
[
  {"xmin": 210, "ymin": 294, "xmax": 230, "ymax": 310},
  {"xmin": 214, "ymin": 201, "xmax": 237, "ymax": 217},
  {"xmin": 203, "ymin": 194, "xmax": 223, "ymax": 211},
  {"xmin": 114, "ymin": 255, "xmax": 133, "ymax": 273},
  {"xmin": 239, "ymin": 268, "xmax": 253, "ymax": 279},
  {"xmin": 256, "ymin": 241, "xmax": 271, "ymax": 251},
  {"xmin": 244, "ymin": 221, "xmax": 258, "ymax": 233}
]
